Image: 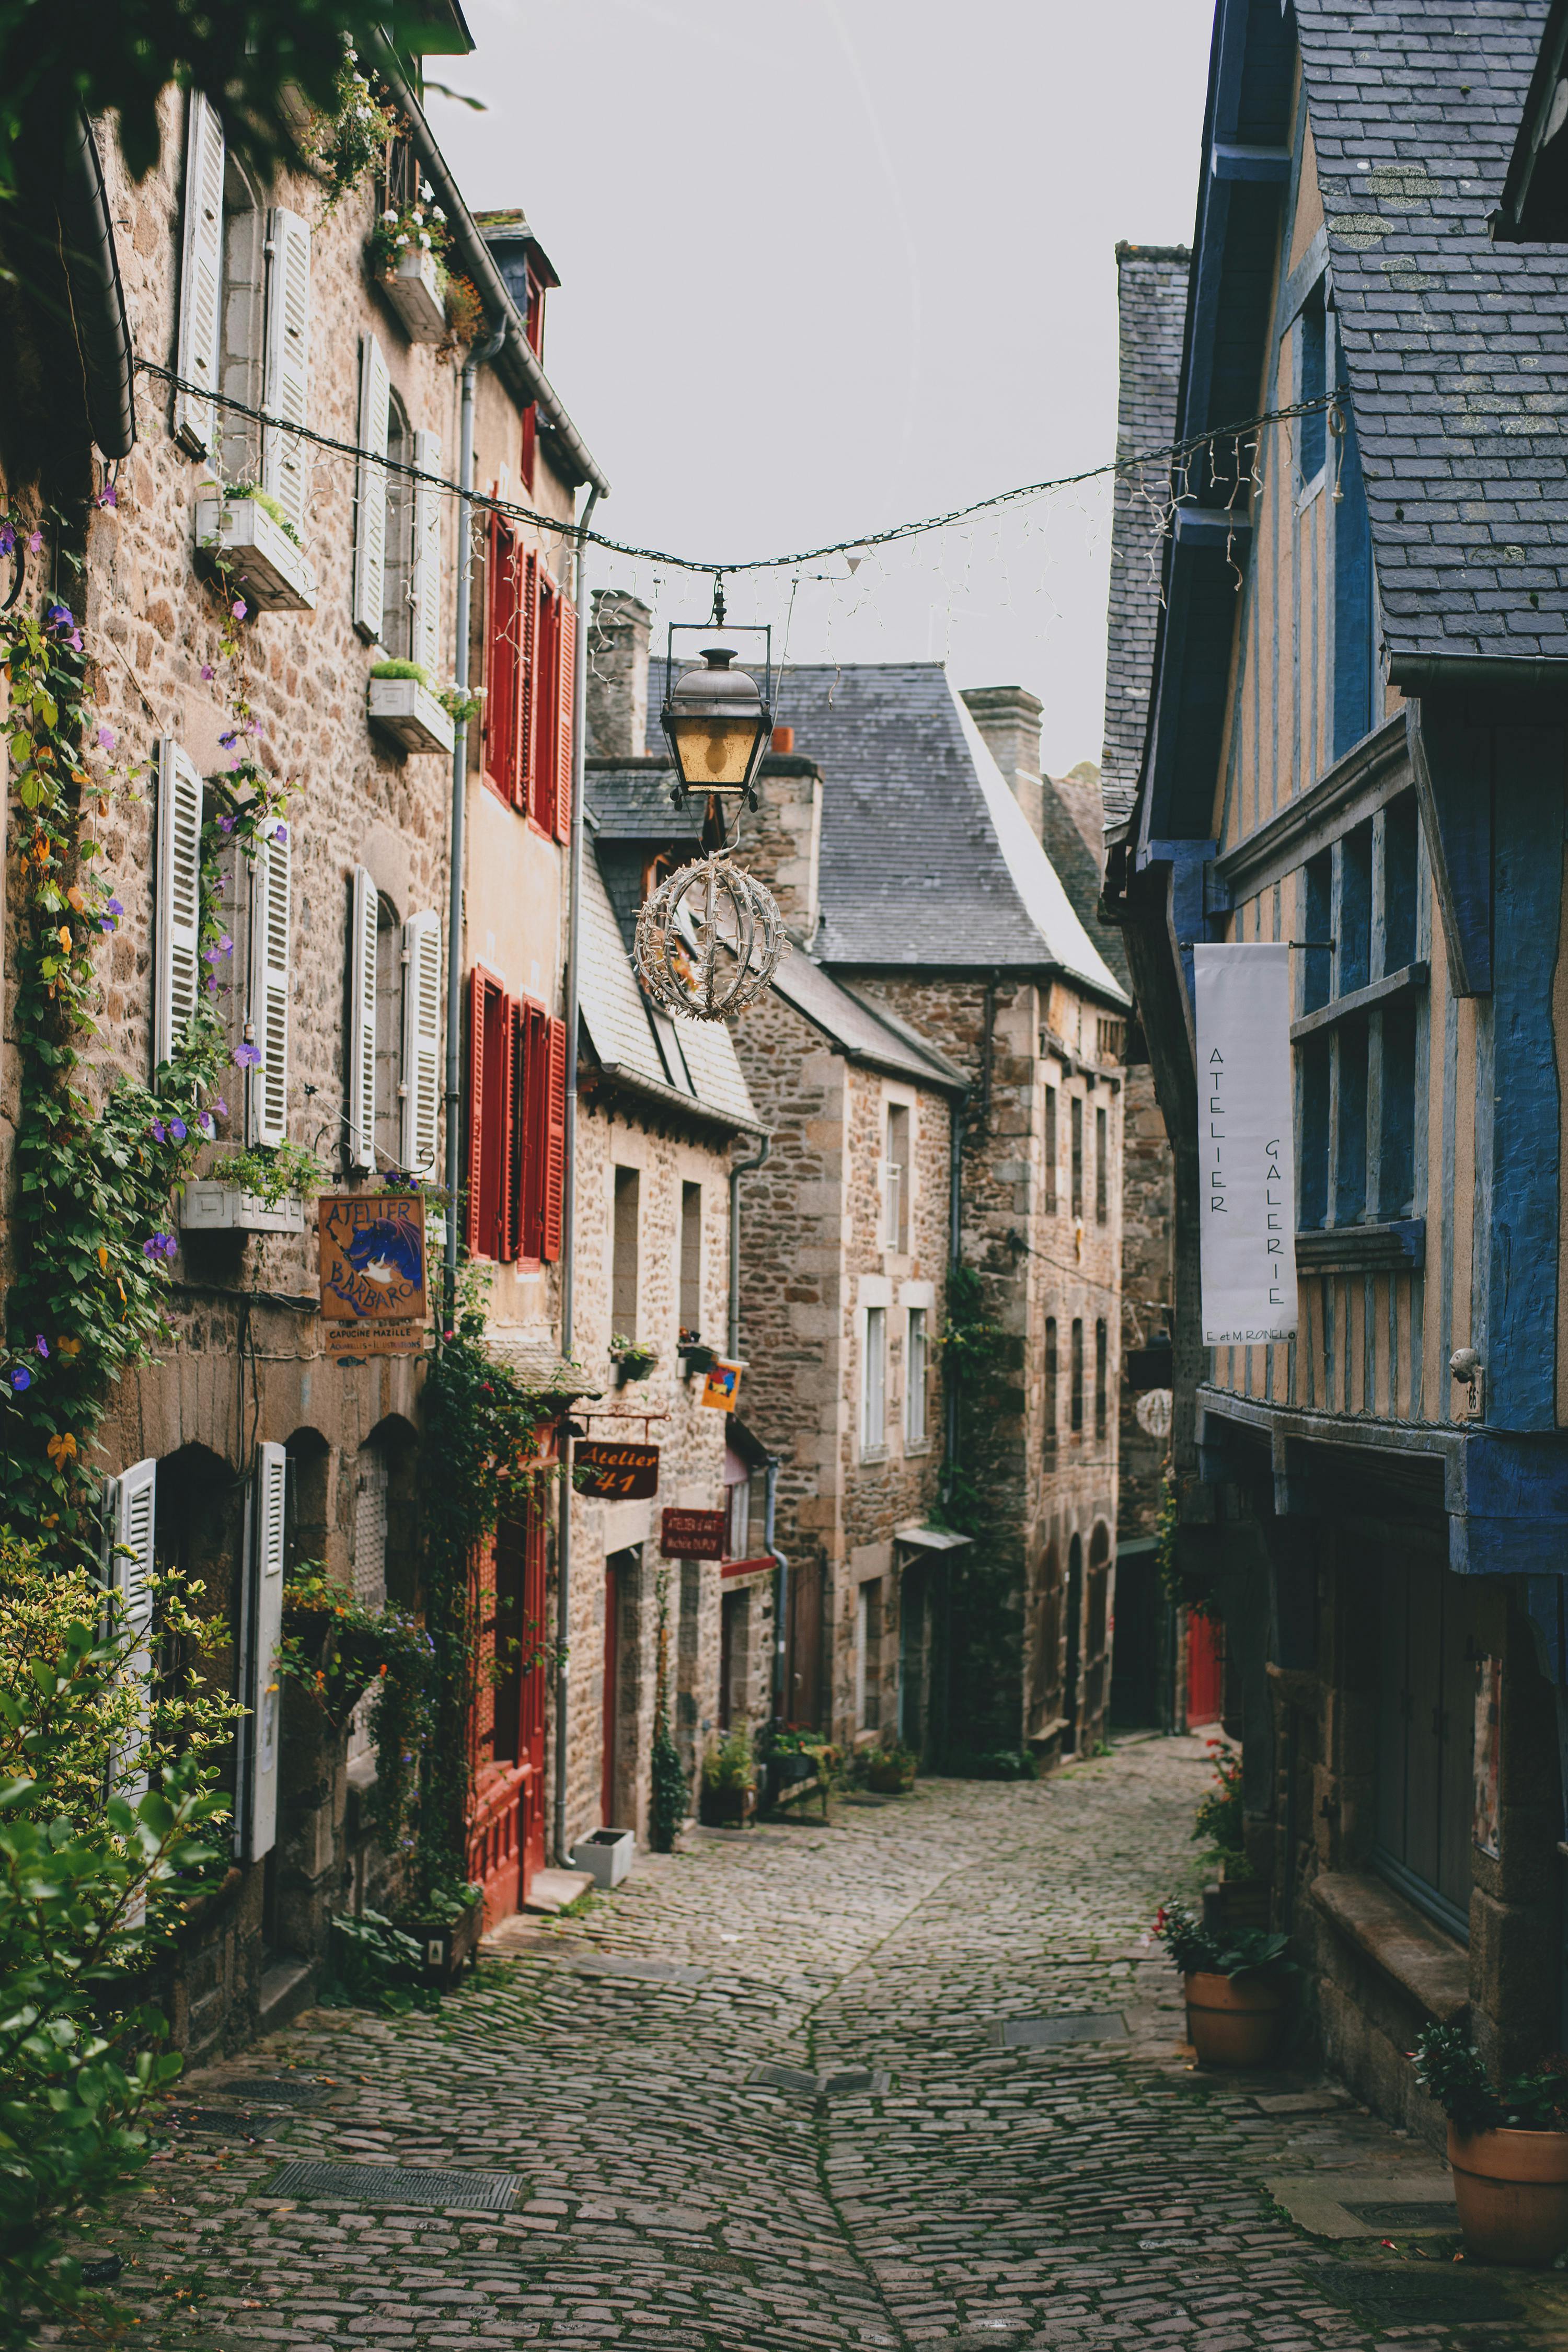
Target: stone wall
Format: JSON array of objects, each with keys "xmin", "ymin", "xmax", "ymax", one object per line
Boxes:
[{"xmin": 1119, "ymin": 1063, "xmax": 1174, "ymax": 1547}]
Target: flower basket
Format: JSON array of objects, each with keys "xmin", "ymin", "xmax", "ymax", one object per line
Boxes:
[
  {"xmin": 1447, "ymin": 2123, "xmax": 1568, "ymax": 2265},
  {"xmin": 1182, "ymin": 1969, "xmax": 1288, "ymax": 2067},
  {"xmin": 378, "ymin": 244, "xmax": 447, "ymax": 343},
  {"xmin": 398, "ymin": 1893, "xmax": 483, "ymax": 1989},
  {"xmin": 181, "ymin": 1180, "xmax": 306, "ymax": 1236},
  {"xmin": 368, "ymin": 674, "xmax": 455, "ymax": 755},
  {"xmin": 700, "ymin": 1782, "xmax": 756, "ymax": 1828},
  {"xmin": 194, "ymin": 494, "xmax": 316, "ymax": 613},
  {"xmin": 678, "ymin": 1341, "xmax": 718, "ymax": 1378}
]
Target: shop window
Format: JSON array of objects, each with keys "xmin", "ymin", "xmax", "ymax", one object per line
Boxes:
[
  {"xmin": 1374, "ymin": 1558, "xmax": 1480, "ymax": 1939},
  {"xmin": 857, "ymin": 1579, "xmax": 883, "ymax": 1732}
]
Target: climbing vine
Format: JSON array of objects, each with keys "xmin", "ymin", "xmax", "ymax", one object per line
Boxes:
[
  {"xmin": 932, "ymin": 1259, "xmax": 1028, "ymax": 1760},
  {"xmin": 0, "ymin": 522, "xmax": 291, "ymax": 1567}
]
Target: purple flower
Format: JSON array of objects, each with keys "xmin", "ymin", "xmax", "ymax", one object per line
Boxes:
[
  {"xmin": 218, "ymin": 814, "xmax": 234, "ymax": 834},
  {"xmin": 0, "ymin": 526, "xmax": 14, "ymax": 558},
  {"xmin": 149, "ymin": 1119, "xmax": 166, "ymax": 1144},
  {"xmin": 218, "ymin": 932, "xmax": 233, "ymax": 956},
  {"xmin": 99, "ymin": 895, "xmax": 123, "ymax": 935},
  {"xmin": 232, "ymin": 598, "xmax": 247, "ymax": 620},
  {"xmin": 205, "ymin": 974, "xmax": 217, "ymax": 993},
  {"xmin": 233, "ymin": 1042, "xmax": 261, "ymax": 1069},
  {"xmin": 96, "ymin": 481, "xmax": 118, "ymax": 509},
  {"xmin": 34, "ymin": 1336, "xmax": 48, "ymax": 1358},
  {"xmin": 96, "ymin": 726, "xmax": 115, "ymax": 751},
  {"xmin": 44, "ymin": 602, "xmax": 83, "ymax": 653},
  {"xmin": 273, "ymin": 823, "xmax": 288, "ymax": 844},
  {"xmin": 168, "ymin": 1117, "xmax": 187, "ymax": 1143},
  {"xmin": 200, "ymin": 662, "xmax": 216, "ymax": 682},
  {"xmin": 198, "ymin": 1111, "xmax": 215, "ymax": 1138},
  {"xmin": 26, "ymin": 532, "xmax": 41, "ymax": 555},
  {"xmin": 217, "ymin": 730, "xmax": 236, "ymax": 749},
  {"xmin": 143, "ymin": 1233, "xmax": 176, "ymax": 1261},
  {"xmin": 11, "ymin": 1368, "xmax": 30, "ymax": 1392},
  {"xmin": 212, "ymin": 1096, "xmax": 228, "ymax": 1117}
]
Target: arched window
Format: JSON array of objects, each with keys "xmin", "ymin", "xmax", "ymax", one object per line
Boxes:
[{"xmin": 218, "ymin": 154, "xmax": 266, "ymax": 486}]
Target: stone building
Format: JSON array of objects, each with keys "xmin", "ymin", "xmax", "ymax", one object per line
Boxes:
[
  {"xmin": 0, "ymin": 21, "xmax": 605, "ymax": 2051},
  {"xmin": 1105, "ymin": 0, "xmax": 1568, "ymax": 2139}
]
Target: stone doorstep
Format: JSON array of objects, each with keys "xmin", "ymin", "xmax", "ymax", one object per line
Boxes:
[
  {"xmin": 521, "ymin": 1867, "xmax": 594, "ymax": 1916},
  {"xmin": 1266, "ymin": 2170, "xmax": 1458, "ymax": 2239},
  {"xmin": 258, "ymin": 1958, "xmax": 317, "ymax": 2034},
  {"xmin": 1309, "ymin": 1870, "xmax": 1469, "ymax": 2022}
]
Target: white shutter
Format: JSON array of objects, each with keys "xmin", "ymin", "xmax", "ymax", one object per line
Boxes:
[
  {"xmin": 107, "ymin": 1458, "xmax": 156, "ymax": 1811},
  {"xmin": 154, "ymin": 738, "xmax": 203, "ymax": 1071},
  {"xmin": 410, "ymin": 428, "xmax": 443, "ymax": 678},
  {"xmin": 243, "ymin": 1442, "xmax": 286, "ymax": 1863},
  {"xmin": 261, "ymin": 206, "xmax": 311, "ymax": 539},
  {"xmin": 348, "ymin": 864, "xmax": 378, "ymax": 1171},
  {"xmin": 248, "ymin": 820, "xmax": 290, "ymax": 1146},
  {"xmin": 400, "ymin": 909, "xmax": 442, "ymax": 1174},
  {"xmin": 352, "ymin": 334, "xmax": 390, "ymax": 641},
  {"xmin": 174, "ymin": 93, "xmax": 225, "ymax": 456}
]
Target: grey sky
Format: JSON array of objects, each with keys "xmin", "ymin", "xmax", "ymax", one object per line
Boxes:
[{"xmin": 427, "ymin": 0, "xmax": 1212, "ymax": 775}]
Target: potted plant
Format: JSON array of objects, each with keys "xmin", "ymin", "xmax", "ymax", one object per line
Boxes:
[
  {"xmin": 278, "ymin": 1566, "xmax": 432, "ymax": 1735},
  {"xmin": 862, "ymin": 1742, "xmax": 918, "ymax": 1795},
  {"xmin": 677, "ymin": 1328, "xmax": 718, "ymax": 1378},
  {"xmin": 181, "ymin": 1138, "xmax": 327, "ymax": 1237},
  {"xmin": 194, "ymin": 479, "xmax": 317, "ymax": 612},
  {"xmin": 393, "ymin": 1876, "xmax": 485, "ymax": 1990},
  {"xmin": 1413, "ymin": 2024, "xmax": 1568, "ymax": 2265},
  {"xmin": 1193, "ymin": 1742, "xmax": 1269, "ymax": 1929},
  {"xmin": 367, "ymin": 659, "xmax": 455, "ymax": 755},
  {"xmin": 1154, "ymin": 1899, "xmax": 1294, "ymax": 2067},
  {"xmin": 610, "ymin": 1334, "xmax": 659, "ymax": 1385},
  {"xmin": 370, "ymin": 192, "xmax": 452, "ymax": 343},
  {"xmin": 700, "ymin": 1724, "xmax": 756, "ymax": 1827}
]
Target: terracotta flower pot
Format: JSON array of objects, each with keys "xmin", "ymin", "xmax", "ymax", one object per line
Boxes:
[
  {"xmin": 1448, "ymin": 2123, "xmax": 1568, "ymax": 2265},
  {"xmin": 1182, "ymin": 1969, "xmax": 1288, "ymax": 2067}
]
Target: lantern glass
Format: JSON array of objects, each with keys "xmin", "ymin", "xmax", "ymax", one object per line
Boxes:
[
  {"xmin": 661, "ymin": 645, "xmax": 770, "ymax": 798},
  {"xmin": 667, "ymin": 714, "xmax": 765, "ymax": 789}
]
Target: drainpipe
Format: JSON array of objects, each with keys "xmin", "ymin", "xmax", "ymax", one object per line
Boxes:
[
  {"xmin": 728, "ymin": 1134, "xmax": 770, "ymax": 1359},
  {"xmin": 764, "ymin": 1454, "xmax": 788, "ymax": 1724},
  {"xmin": 442, "ymin": 319, "xmax": 506, "ymax": 1336},
  {"xmin": 552, "ymin": 478, "xmax": 600, "ymax": 1866}
]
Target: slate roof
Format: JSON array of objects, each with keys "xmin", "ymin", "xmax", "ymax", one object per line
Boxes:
[
  {"xmin": 1297, "ymin": 0, "xmax": 1568, "ymax": 675},
  {"xmin": 768, "ymin": 956, "xmax": 967, "ymax": 1094},
  {"xmin": 1100, "ymin": 245, "xmax": 1190, "ymax": 822},
  {"xmin": 577, "ymin": 847, "xmax": 762, "ymax": 1133},
  {"xmin": 637, "ymin": 663, "xmax": 1126, "ymax": 1000}
]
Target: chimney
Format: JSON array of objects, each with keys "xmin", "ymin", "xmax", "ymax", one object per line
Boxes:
[
  {"xmin": 586, "ymin": 590, "xmax": 651, "ymax": 758},
  {"xmin": 961, "ymin": 686, "xmax": 1045, "ymax": 839},
  {"xmin": 741, "ymin": 750, "xmax": 824, "ymax": 947},
  {"xmin": 1050, "ymin": 760, "xmax": 1110, "ymax": 876}
]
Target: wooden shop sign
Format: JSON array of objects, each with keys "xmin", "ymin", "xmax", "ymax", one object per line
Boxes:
[
  {"xmin": 318, "ymin": 1192, "xmax": 428, "ymax": 1356},
  {"xmin": 660, "ymin": 1507, "xmax": 727, "ymax": 1560},
  {"xmin": 575, "ymin": 1439, "xmax": 661, "ymax": 1501}
]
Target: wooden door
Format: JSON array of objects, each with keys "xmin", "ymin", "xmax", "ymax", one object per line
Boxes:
[
  {"xmin": 602, "ymin": 1554, "xmax": 620, "ymax": 1824},
  {"xmin": 786, "ymin": 1554, "xmax": 824, "ymax": 1730},
  {"xmin": 467, "ymin": 1500, "xmax": 548, "ymax": 1924},
  {"xmin": 1186, "ymin": 1608, "xmax": 1225, "ymax": 1727}
]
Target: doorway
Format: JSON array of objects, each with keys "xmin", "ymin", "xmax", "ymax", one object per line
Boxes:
[{"xmin": 1062, "ymin": 1533, "xmax": 1083, "ymax": 1755}]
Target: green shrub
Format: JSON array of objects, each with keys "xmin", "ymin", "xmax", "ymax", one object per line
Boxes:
[
  {"xmin": 946, "ymin": 1746, "xmax": 1039, "ymax": 1782},
  {"xmin": 1152, "ymin": 1898, "xmax": 1292, "ymax": 1983},
  {"xmin": 1412, "ymin": 2023, "xmax": 1568, "ymax": 2135},
  {"xmin": 701, "ymin": 1724, "xmax": 754, "ymax": 1793}
]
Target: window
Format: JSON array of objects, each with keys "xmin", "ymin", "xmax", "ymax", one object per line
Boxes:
[
  {"xmin": 1070, "ymin": 1096, "xmax": 1084, "ymax": 1220},
  {"xmin": 154, "ymin": 739, "xmax": 203, "ymax": 1074},
  {"xmin": 355, "ymin": 892, "xmax": 442, "ymax": 1181},
  {"xmin": 1045, "ymin": 1086, "xmax": 1058, "ymax": 1214},
  {"xmin": 1044, "ymin": 1318, "xmax": 1058, "ymax": 1456},
  {"xmin": 856, "ymin": 1579, "xmax": 883, "ymax": 1732},
  {"xmin": 862, "ymin": 1307, "xmax": 887, "ymax": 1453},
  {"xmin": 719, "ymin": 1588, "xmax": 748, "ymax": 1730},
  {"xmin": 905, "ymin": 1307, "xmax": 928, "ymax": 1446},
  {"xmin": 1094, "ymin": 1319, "xmax": 1108, "ymax": 1440},
  {"xmin": 1297, "ymin": 284, "xmax": 1327, "ymax": 488},
  {"xmin": 482, "ymin": 518, "xmax": 534, "ymax": 805},
  {"xmin": 465, "ymin": 973, "xmax": 564, "ymax": 1261},
  {"xmin": 1097, "ymin": 1018, "xmax": 1126, "ymax": 1064},
  {"xmin": 247, "ymin": 818, "xmax": 290, "ymax": 1146},
  {"xmin": 1070, "ymin": 1318, "xmax": 1084, "ymax": 1434},
  {"xmin": 1094, "ymin": 1104, "xmax": 1108, "ymax": 1226},
  {"xmin": 529, "ymin": 572, "xmax": 575, "ymax": 840},
  {"xmin": 884, "ymin": 1103, "xmax": 910, "ymax": 1250},
  {"xmin": 1295, "ymin": 793, "xmax": 1423, "ymax": 1233},
  {"xmin": 1374, "ymin": 1556, "xmax": 1480, "ymax": 1937},
  {"xmin": 679, "ymin": 1182, "xmax": 703, "ymax": 1336},
  {"xmin": 612, "ymin": 1166, "xmax": 640, "ymax": 1338},
  {"xmin": 725, "ymin": 1459, "xmax": 752, "ymax": 1561}
]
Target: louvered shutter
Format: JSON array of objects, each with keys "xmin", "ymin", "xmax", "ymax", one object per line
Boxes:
[
  {"xmin": 352, "ymin": 333, "xmax": 390, "ymax": 641},
  {"xmin": 542, "ymin": 1014, "xmax": 567, "ymax": 1262},
  {"xmin": 174, "ymin": 93, "xmax": 225, "ymax": 455},
  {"xmin": 411, "ymin": 429, "xmax": 443, "ymax": 679},
  {"xmin": 465, "ymin": 965, "xmax": 487, "ymax": 1253},
  {"xmin": 108, "ymin": 1458, "xmax": 156, "ymax": 1811},
  {"xmin": 516, "ymin": 1002, "xmax": 542, "ymax": 1260},
  {"xmin": 484, "ymin": 516, "xmax": 518, "ymax": 794},
  {"xmin": 500, "ymin": 995, "xmax": 520, "ymax": 1263},
  {"xmin": 348, "ymin": 865, "xmax": 377, "ymax": 1171},
  {"xmin": 555, "ymin": 591, "xmax": 577, "ymax": 845},
  {"xmin": 249, "ymin": 821, "xmax": 290, "ymax": 1146},
  {"xmin": 521, "ymin": 556, "xmax": 543, "ymax": 821},
  {"xmin": 261, "ymin": 206, "xmax": 311, "ymax": 539},
  {"xmin": 400, "ymin": 911, "xmax": 441, "ymax": 1175},
  {"xmin": 243, "ymin": 1442, "xmax": 286, "ymax": 1863},
  {"xmin": 154, "ymin": 739, "xmax": 203, "ymax": 1071}
]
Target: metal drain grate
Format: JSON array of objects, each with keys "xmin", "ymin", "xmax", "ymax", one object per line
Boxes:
[
  {"xmin": 164, "ymin": 2106, "xmax": 258, "ymax": 2136},
  {"xmin": 263, "ymin": 2161, "xmax": 517, "ymax": 2211},
  {"xmin": 992, "ymin": 2014, "xmax": 1129, "ymax": 2049},
  {"xmin": 221, "ymin": 2077, "xmax": 336, "ymax": 2106},
  {"xmin": 1313, "ymin": 2262, "xmax": 1519, "ymax": 2324},
  {"xmin": 750, "ymin": 2063, "xmax": 891, "ymax": 2097},
  {"xmin": 1337, "ymin": 2199, "xmax": 1458, "ymax": 2231}
]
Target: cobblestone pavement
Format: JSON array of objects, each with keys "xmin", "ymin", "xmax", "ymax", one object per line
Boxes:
[{"xmin": 64, "ymin": 1735, "xmax": 1568, "ymax": 2349}]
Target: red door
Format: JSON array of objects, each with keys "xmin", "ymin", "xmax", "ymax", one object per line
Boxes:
[
  {"xmin": 467, "ymin": 1498, "xmax": 549, "ymax": 1924},
  {"xmin": 602, "ymin": 1555, "xmax": 620, "ymax": 1826},
  {"xmin": 1186, "ymin": 1609, "xmax": 1225, "ymax": 1727}
]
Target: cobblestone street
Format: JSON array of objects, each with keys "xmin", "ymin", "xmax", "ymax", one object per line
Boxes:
[{"xmin": 72, "ymin": 1737, "xmax": 1568, "ymax": 2350}]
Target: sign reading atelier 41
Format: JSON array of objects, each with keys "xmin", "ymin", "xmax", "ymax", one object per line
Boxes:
[
  {"xmin": 1193, "ymin": 943, "xmax": 1298, "ymax": 1346},
  {"xmin": 318, "ymin": 1192, "xmax": 429, "ymax": 1355},
  {"xmin": 574, "ymin": 1441, "xmax": 661, "ymax": 1501}
]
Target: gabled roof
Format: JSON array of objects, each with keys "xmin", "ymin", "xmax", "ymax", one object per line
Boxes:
[
  {"xmin": 650, "ymin": 663, "xmax": 1126, "ymax": 1001},
  {"xmin": 1297, "ymin": 0, "xmax": 1568, "ymax": 683},
  {"xmin": 577, "ymin": 848, "xmax": 762, "ymax": 1135},
  {"xmin": 768, "ymin": 955, "xmax": 967, "ymax": 1095}
]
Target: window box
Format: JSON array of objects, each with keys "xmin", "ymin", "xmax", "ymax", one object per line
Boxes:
[
  {"xmin": 378, "ymin": 247, "xmax": 447, "ymax": 344},
  {"xmin": 180, "ymin": 1180, "xmax": 307, "ymax": 1236},
  {"xmin": 367, "ymin": 675, "xmax": 455, "ymax": 756},
  {"xmin": 194, "ymin": 494, "xmax": 317, "ymax": 614},
  {"xmin": 570, "ymin": 1828, "xmax": 635, "ymax": 1889}
]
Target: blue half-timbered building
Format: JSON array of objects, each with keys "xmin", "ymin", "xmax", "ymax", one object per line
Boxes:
[{"xmin": 1105, "ymin": 0, "xmax": 1568, "ymax": 2135}]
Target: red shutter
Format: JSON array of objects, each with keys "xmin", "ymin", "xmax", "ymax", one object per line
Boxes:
[
  {"xmin": 518, "ymin": 550, "xmax": 540, "ymax": 820},
  {"xmin": 520, "ymin": 402, "xmax": 537, "ymax": 493},
  {"xmin": 516, "ymin": 1000, "xmax": 547, "ymax": 1262},
  {"xmin": 541, "ymin": 1014, "xmax": 567, "ymax": 1262},
  {"xmin": 485, "ymin": 515, "xmax": 520, "ymax": 799},
  {"xmin": 465, "ymin": 967, "xmax": 487, "ymax": 1255},
  {"xmin": 499, "ymin": 993, "xmax": 519, "ymax": 1262},
  {"xmin": 555, "ymin": 593, "xmax": 576, "ymax": 845}
]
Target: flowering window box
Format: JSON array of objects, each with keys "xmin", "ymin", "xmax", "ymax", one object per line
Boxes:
[
  {"xmin": 194, "ymin": 494, "xmax": 317, "ymax": 615},
  {"xmin": 368, "ymin": 675, "xmax": 455, "ymax": 756},
  {"xmin": 379, "ymin": 247, "xmax": 447, "ymax": 344},
  {"xmin": 181, "ymin": 1180, "xmax": 306, "ymax": 1236}
]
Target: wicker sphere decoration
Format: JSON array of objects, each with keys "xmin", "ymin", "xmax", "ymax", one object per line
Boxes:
[{"xmin": 634, "ymin": 854, "xmax": 787, "ymax": 1021}]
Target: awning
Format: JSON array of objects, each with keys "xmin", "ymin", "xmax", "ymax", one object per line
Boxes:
[{"xmin": 894, "ymin": 1524, "xmax": 973, "ymax": 1553}]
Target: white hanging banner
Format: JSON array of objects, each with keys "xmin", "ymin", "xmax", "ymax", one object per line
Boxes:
[{"xmin": 1195, "ymin": 942, "xmax": 1298, "ymax": 1345}]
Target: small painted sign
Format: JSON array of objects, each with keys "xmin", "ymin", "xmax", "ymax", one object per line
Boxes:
[
  {"xmin": 700, "ymin": 1358, "xmax": 743, "ymax": 1412},
  {"xmin": 575, "ymin": 1440, "xmax": 661, "ymax": 1501},
  {"xmin": 660, "ymin": 1507, "xmax": 727, "ymax": 1560},
  {"xmin": 318, "ymin": 1192, "xmax": 428, "ymax": 1355}
]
